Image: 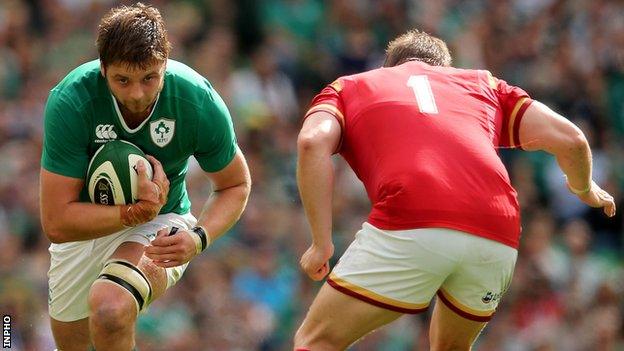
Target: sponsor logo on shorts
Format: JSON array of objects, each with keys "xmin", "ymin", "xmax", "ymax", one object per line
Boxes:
[
  {"xmin": 481, "ymin": 291, "xmax": 502, "ymax": 304},
  {"xmin": 95, "ymin": 124, "xmax": 118, "ymax": 143}
]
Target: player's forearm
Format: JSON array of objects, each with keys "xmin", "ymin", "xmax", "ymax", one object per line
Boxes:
[
  {"xmin": 43, "ymin": 202, "xmax": 125, "ymax": 243},
  {"xmin": 196, "ymin": 181, "xmax": 251, "ymax": 242},
  {"xmin": 553, "ymin": 134, "xmax": 592, "ymax": 192},
  {"xmin": 297, "ymin": 145, "xmax": 335, "ymax": 249},
  {"xmin": 520, "ymin": 102, "xmax": 593, "ymax": 192}
]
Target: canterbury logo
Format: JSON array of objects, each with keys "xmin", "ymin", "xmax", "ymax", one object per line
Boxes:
[{"xmin": 95, "ymin": 124, "xmax": 117, "ymax": 140}]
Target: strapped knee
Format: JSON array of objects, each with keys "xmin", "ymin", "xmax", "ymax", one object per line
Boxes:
[{"xmin": 95, "ymin": 259, "xmax": 153, "ymax": 313}]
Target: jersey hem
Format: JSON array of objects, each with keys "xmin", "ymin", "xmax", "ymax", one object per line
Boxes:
[{"xmin": 367, "ymin": 218, "xmax": 519, "ymax": 249}]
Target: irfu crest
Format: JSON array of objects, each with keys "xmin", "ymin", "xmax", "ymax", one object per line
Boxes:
[{"xmin": 150, "ymin": 118, "xmax": 175, "ymax": 147}]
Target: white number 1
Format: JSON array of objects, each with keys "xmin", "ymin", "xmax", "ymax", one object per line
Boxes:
[{"xmin": 407, "ymin": 75, "xmax": 438, "ymax": 114}]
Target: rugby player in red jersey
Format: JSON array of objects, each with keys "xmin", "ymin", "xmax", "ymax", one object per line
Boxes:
[{"xmin": 293, "ymin": 30, "xmax": 616, "ymax": 351}]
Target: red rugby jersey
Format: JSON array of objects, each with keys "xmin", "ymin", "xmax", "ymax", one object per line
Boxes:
[{"xmin": 304, "ymin": 61, "xmax": 533, "ymax": 248}]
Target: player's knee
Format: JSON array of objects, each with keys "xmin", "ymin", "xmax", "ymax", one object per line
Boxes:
[
  {"xmin": 93, "ymin": 259, "xmax": 153, "ymax": 313},
  {"xmin": 88, "ymin": 285, "xmax": 136, "ymax": 333}
]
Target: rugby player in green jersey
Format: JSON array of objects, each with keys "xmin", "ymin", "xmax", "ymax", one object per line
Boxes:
[{"xmin": 39, "ymin": 3, "xmax": 251, "ymax": 350}]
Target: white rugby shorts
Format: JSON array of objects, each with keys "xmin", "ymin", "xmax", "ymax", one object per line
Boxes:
[
  {"xmin": 328, "ymin": 222, "xmax": 517, "ymax": 322},
  {"xmin": 48, "ymin": 212, "xmax": 196, "ymax": 322}
]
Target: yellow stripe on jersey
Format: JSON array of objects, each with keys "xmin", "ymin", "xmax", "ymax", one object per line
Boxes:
[
  {"xmin": 305, "ymin": 104, "xmax": 345, "ymax": 125},
  {"xmin": 508, "ymin": 97, "xmax": 527, "ymax": 146},
  {"xmin": 329, "ymin": 79, "xmax": 343, "ymax": 92},
  {"xmin": 486, "ymin": 71, "xmax": 497, "ymax": 89}
]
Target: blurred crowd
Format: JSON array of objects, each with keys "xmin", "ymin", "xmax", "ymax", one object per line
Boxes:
[{"xmin": 0, "ymin": 0, "xmax": 623, "ymax": 350}]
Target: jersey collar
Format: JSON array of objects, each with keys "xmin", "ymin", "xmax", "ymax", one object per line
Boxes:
[{"xmin": 111, "ymin": 93, "xmax": 160, "ymax": 134}]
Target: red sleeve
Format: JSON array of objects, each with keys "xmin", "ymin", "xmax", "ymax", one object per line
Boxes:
[
  {"xmin": 303, "ymin": 79, "xmax": 346, "ymax": 152},
  {"xmin": 493, "ymin": 75, "xmax": 533, "ymax": 149}
]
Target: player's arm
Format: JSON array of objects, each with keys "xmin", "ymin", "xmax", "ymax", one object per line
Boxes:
[
  {"xmin": 40, "ymin": 169, "xmax": 125, "ymax": 242},
  {"xmin": 40, "ymin": 158, "xmax": 168, "ymax": 243},
  {"xmin": 195, "ymin": 148, "xmax": 251, "ymax": 241},
  {"xmin": 519, "ymin": 101, "xmax": 616, "ymax": 217},
  {"xmin": 297, "ymin": 111, "xmax": 342, "ymax": 280},
  {"xmin": 145, "ymin": 149, "xmax": 251, "ymax": 267}
]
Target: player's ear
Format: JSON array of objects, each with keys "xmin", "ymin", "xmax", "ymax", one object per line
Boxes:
[{"xmin": 100, "ymin": 62, "xmax": 106, "ymax": 78}]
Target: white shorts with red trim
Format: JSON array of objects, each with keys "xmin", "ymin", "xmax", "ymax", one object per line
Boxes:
[{"xmin": 328, "ymin": 222, "xmax": 517, "ymax": 322}]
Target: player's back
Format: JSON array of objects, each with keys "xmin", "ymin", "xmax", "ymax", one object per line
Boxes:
[{"xmin": 312, "ymin": 61, "xmax": 532, "ymax": 247}]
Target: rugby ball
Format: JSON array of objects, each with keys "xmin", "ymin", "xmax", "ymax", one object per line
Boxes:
[{"xmin": 86, "ymin": 140, "xmax": 153, "ymax": 205}]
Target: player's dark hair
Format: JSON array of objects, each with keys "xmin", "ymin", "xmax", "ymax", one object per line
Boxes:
[
  {"xmin": 96, "ymin": 3, "xmax": 171, "ymax": 69},
  {"xmin": 383, "ymin": 29, "xmax": 452, "ymax": 67}
]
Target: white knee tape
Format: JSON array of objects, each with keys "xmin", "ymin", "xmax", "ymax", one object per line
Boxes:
[{"xmin": 95, "ymin": 259, "xmax": 153, "ymax": 312}]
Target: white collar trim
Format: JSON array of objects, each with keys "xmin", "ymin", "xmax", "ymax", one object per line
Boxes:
[{"xmin": 112, "ymin": 93, "xmax": 160, "ymax": 134}]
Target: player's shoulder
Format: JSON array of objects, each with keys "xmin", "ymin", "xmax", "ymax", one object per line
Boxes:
[
  {"xmin": 162, "ymin": 59, "xmax": 215, "ymax": 107},
  {"xmin": 49, "ymin": 60, "xmax": 104, "ymax": 107}
]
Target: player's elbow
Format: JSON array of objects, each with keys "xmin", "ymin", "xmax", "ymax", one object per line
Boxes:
[
  {"xmin": 297, "ymin": 131, "xmax": 333, "ymax": 155},
  {"xmin": 43, "ymin": 228, "xmax": 66, "ymax": 244},
  {"xmin": 41, "ymin": 218, "xmax": 68, "ymax": 244},
  {"xmin": 553, "ymin": 124, "xmax": 589, "ymax": 156}
]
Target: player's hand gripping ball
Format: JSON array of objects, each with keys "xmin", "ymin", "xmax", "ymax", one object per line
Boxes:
[{"xmin": 87, "ymin": 140, "xmax": 153, "ymax": 205}]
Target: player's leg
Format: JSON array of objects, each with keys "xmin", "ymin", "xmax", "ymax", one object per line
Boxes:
[
  {"xmin": 48, "ymin": 240, "xmax": 104, "ymax": 351},
  {"xmin": 429, "ymin": 299, "xmax": 487, "ymax": 351},
  {"xmin": 294, "ymin": 223, "xmax": 456, "ymax": 350},
  {"xmin": 88, "ymin": 241, "xmax": 168, "ymax": 351},
  {"xmin": 88, "ymin": 213, "xmax": 195, "ymax": 351},
  {"xmin": 429, "ymin": 232, "xmax": 518, "ymax": 351},
  {"xmin": 50, "ymin": 318, "xmax": 91, "ymax": 351},
  {"xmin": 294, "ymin": 283, "xmax": 402, "ymax": 350}
]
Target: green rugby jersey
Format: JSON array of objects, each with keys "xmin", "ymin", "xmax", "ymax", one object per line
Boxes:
[{"xmin": 41, "ymin": 59, "xmax": 238, "ymax": 215}]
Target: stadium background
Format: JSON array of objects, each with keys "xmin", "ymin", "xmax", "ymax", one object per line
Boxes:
[{"xmin": 1, "ymin": 0, "xmax": 623, "ymax": 350}]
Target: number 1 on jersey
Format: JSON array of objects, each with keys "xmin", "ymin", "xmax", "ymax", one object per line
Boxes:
[{"xmin": 407, "ymin": 75, "xmax": 438, "ymax": 114}]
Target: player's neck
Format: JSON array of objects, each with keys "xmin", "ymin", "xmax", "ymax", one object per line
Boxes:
[{"xmin": 119, "ymin": 102, "xmax": 154, "ymax": 129}]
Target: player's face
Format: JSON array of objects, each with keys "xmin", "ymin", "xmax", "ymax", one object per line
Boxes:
[{"xmin": 103, "ymin": 61, "xmax": 166, "ymax": 114}]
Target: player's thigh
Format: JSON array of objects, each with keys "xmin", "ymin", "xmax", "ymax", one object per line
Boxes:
[
  {"xmin": 432, "ymin": 234, "xmax": 517, "ymax": 349},
  {"xmin": 295, "ymin": 283, "xmax": 402, "ymax": 351},
  {"xmin": 48, "ymin": 239, "xmax": 115, "ymax": 324},
  {"xmin": 108, "ymin": 241, "xmax": 168, "ymax": 299},
  {"xmin": 90, "ymin": 241, "xmax": 168, "ymax": 312},
  {"xmin": 50, "ymin": 317, "xmax": 91, "ymax": 351},
  {"xmin": 119, "ymin": 211, "xmax": 197, "ymax": 299},
  {"xmin": 429, "ymin": 299, "xmax": 486, "ymax": 351}
]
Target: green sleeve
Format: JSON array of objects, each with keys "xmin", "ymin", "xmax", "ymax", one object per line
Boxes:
[
  {"xmin": 194, "ymin": 89, "xmax": 238, "ymax": 172},
  {"xmin": 41, "ymin": 90, "xmax": 90, "ymax": 179}
]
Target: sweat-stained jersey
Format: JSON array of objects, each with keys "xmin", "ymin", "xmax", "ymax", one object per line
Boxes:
[
  {"xmin": 41, "ymin": 59, "xmax": 238, "ymax": 215},
  {"xmin": 304, "ymin": 61, "xmax": 533, "ymax": 248}
]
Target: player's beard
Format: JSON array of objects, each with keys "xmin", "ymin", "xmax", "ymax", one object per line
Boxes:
[{"xmin": 124, "ymin": 98, "xmax": 154, "ymax": 114}]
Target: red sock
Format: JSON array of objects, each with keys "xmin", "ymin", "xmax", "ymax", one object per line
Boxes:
[{"xmin": 295, "ymin": 348, "xmax": 311, "ymax": 351}]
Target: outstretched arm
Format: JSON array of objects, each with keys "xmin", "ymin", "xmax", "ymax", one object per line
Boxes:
[
  {"xmin": 297, "ymin": 112, "xmax": 342, "ymax": 280},
  {"xmin": 519, "ymin": 101, "xmax": 616, "ymax": 217}
]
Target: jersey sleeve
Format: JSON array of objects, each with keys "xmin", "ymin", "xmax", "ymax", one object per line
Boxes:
[
  {"xmin": 491, "ymin": 74, "xmax": 534, "ymax": 149},
  {"xmin": 41, "ymin": 90, "xmax": 90, "ymax": 179},
  {"xmin": 193, "ymin": 89, "xmax": 238, "ymax": 173},
  {"xmin": 303, "ymin": 79, "xmax": 346, "ymax": 152}
]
